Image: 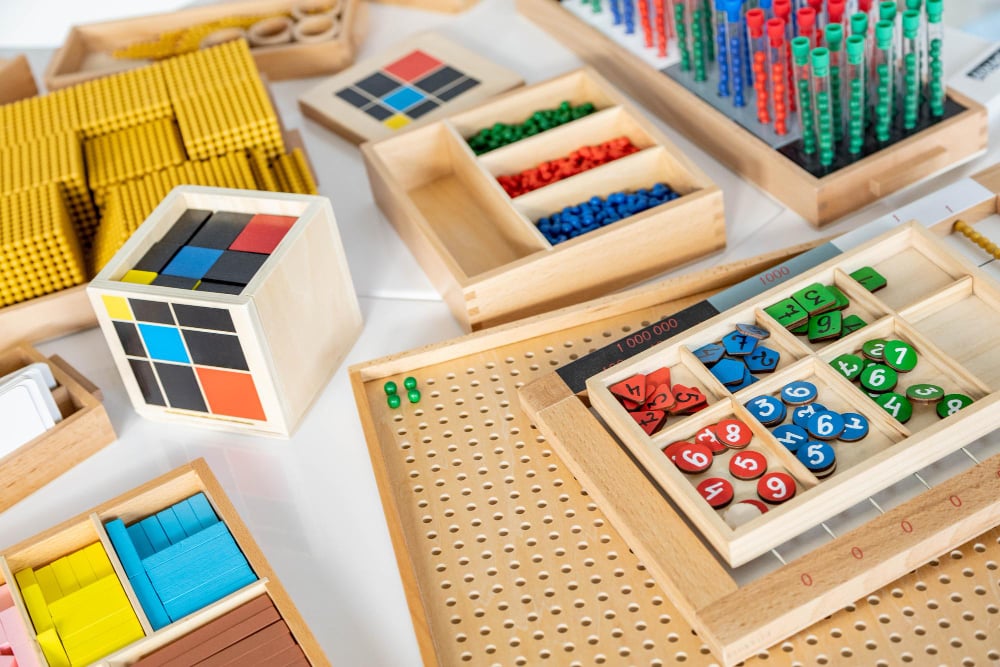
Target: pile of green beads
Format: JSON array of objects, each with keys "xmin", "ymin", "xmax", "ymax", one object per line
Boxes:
[
  {"xmin": 466, "ymin": 101, "xmax": 598, "ymax": 155},
  {"xmin": 384, "ymin": 376, "xmax": 421, "ymax": 408}
]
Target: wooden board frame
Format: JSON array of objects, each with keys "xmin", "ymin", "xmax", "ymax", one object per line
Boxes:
[
  {"xmin": 516, "ymin": 0, "xmax": 989, "ymax": 228},
  {"xmin": 44, "ymin": 0, "xmax": 367, "ymax": 90},
  {"xmin": 368, "ymin": 0, "xmax": 478, "ymax": 13},
  {"xmin": 0, "ymin": 459, "xmax": 330, "ymax": 666},
  {"xmin": 299, "ymin": 32, "xmax": 523, "ymax": 144},
  {"xmin": 517, "ymin": 173, "xmax": 1000, "ymax": 664},
  {"xmin": 0, "ymin": 344, "xmax": 115, "ymax": 515},
  {"xmin": 362, "ymin": 67, "xmax": 726, "ymax": 331},
  {"xmin": 89, "ymin": 186, "xmax": 363, "ymax": 438}
]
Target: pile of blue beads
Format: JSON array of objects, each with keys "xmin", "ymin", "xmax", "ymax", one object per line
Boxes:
[{"xmin": 535, "ymin": 183, "xmax": 680, "ymax": 245}]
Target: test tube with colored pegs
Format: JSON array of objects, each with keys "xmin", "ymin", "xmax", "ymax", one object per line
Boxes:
[
  {"xmin": 901, "ymin": 10, "xmax": 921, "ymax": 129},
  {"xmin": 715, "ymin": 0, "xmax": 731, "ymax": 96},
  {"xmin": 692, "ymin": 0, "xmax": 709, "ymax": 78},
  {"xmin": 767, "ymin": 17, "xmax": 791, "ymax": 134},
  {"xmin": 655, "ymin": 0, "xmax": 669, "ymax": 56},
  {"xmin": 759, "ymin": 0, "xmax": 772, "ymax": 17},
  {"xmin": 926, "ymin": 0, "xmax": 944, "ymax": 116},
  {"xmin": 826, "ymin": 23, "xmax": 845, "ymax": 143},
  {"xmin": 792, "ymin": 36, "xmax": 817, "ymax": 155},
  {"xmin": 806, "ymin": 0, "xmax": 822, "ymax": 27},
  {"xmin": 676, "ymin": 0, "xmax": 692, "ymax": 70},
  {"xmin": 624, "ymin": 0, "xmax": 636, "ymax": 32},
  {"xmin": 702, "ymin": 0, "xmax": 716, "ymax": 61},
  {"xmin": 811, "ymin": 47, "xmax": 835, "ymax": 166},
  {"xmin": 827, "ymin": 0, "xmax": 846, "ymax": 25},
  {"xmin": 639, "ymin": 0, "xmax": 654, "ymax": 46},
  {"xmin": 873, "ymin": 20, "xmax": 894, "ymax": 141},
  {"xmin": 774, "ymin": 0, "xmax": 796, "ymax": 110},
  {"xmin": 845, "ymin": 34, "xmax": 866, "ymax": 154},
  {"xmin": 591, "ymin": 0, "xmax": 601, "ymax": 13},
  {"xmin": 748, "ymin": 9, "xmax": 771, "ymax": 123},
  {"xmin": 611, "ymin": 0, "xmax": 623, "ymax": 23},
  {"xmin": 797, "ymin": 6, "xmax": 817, "ymax": 47},
  {"xmin": 725, "ymin": 0, "xmax": 747, "ymax": 106}
]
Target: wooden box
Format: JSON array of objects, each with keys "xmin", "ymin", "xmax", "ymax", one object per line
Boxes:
[
  {"xmin": 516, "ymin": 169, "xmax": 1000, "ymax": 665},
  {"xmin": 0, "ymin": 459, "xmax": 329, "ymax": 666},
  {"xmin": 44, "ymin": 0, "xmax": 366, "ymax": 90},
  {"xmin": 0, "ymin": 344, "xmax": 115, "ymax": 515},
  {"xmin": 299, "ymin": 32, "xmax": 523, "ymax": 144},
  {"xmin": 517, "ymin": 0, "xmax": 989, "ymax": 227},
  {"xmin": 0, "ymin": 55, "xmax": 38, "ymax": 105},
  {"xmin": 362, "ymin": 68, "xmax": 726, "ymax": 331},
  {"xmin": 88, "ymin": 186, "xmax": 362, "ymax": 438},
  {"xmin": 368, "ymin": 0, "xmax": 478, "ymax": 13}
]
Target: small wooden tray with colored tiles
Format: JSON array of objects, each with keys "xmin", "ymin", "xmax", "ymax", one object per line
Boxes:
[
  {"xmin": 362, "ymin": 67, "xmax": 725, "ymax": 331},
  {"xmin": 0, "ymin": 459, "xmax": 328, "ymax": 666}
]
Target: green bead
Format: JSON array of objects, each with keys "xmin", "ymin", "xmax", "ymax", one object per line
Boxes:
[
  {"xmin": 407, "ymin": 389, "xmax": 421, "ymax": 404},
  {"xmin": 404, "ymin": 376, "xmax": 417, "ymax": 390},
  {"xmin": 387, "ymin": 394, "xmax": 401, "ymax": 409},
  {"xmin": 384, "ymin": 381, "xmax": 398, "ymax": 396}
]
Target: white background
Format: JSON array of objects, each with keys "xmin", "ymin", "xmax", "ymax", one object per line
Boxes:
[{"xmin": 0, "ymin": 2, "xmax": 998, "ymax": 666}]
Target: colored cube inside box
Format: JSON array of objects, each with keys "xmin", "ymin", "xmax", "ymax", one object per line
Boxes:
[
  {"xmin": 105, "ymin": 492, "xmax": 257, "ymax": 630},
  {"xmin": 88, "ymin": 186, "xmax": 363, "ymax": 437}
]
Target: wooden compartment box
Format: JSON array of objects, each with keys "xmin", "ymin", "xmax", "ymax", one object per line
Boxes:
[
  {"xmin": 44, "ymin": 0, "xmax": 366, "ymax": 90},
  {"xmin": 517, "ymin": 0, "xmax": 988, "ymax": 227},
  {"xmin": 0, "ymin": 459, "xmax": 329, "ymax": 666},
  {"xmin": 88, "ymin": 186, "xmax": 362, "ymax": 438},
  {"xmin": 362, "ymin": 68, "xmax": 726, "ymax": 330},
  {"xmin": 0, "ymin": 55, "xmax": 38, "ymax": 105},
  {"xmin": 0, "ymin": 344, "xmax": 115, "ymax": 515}
]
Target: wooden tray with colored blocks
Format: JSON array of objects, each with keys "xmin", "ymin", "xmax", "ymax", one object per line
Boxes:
[
  {"xmin": 0, "ymin": 459, "xmax": 328, "ymax": 666},
  {"xmin": 362, "ymin": 67, "xmax": 726, "ymax": 331},
  {"xmin": 517, "ymin": 0, "xmax": 988, "ymax": 227},
  {"xmin": 518, "ymin": 171, "xmax": 1000, "ymax": 665},
  {"xmin": 44, "ymin": 0, "xmax": 366, "ymax": 90}
]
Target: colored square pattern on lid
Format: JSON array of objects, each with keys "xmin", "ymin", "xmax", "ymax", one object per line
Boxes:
[{"xmin": 384, "ymin": 50, "xmax": 442, "ymax": 81}]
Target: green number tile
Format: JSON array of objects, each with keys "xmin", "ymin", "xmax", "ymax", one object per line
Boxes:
[
  {"xmin": 861, "ymin": 339, "xmax": 886, "ymax": 361},
  {"xmin": 906, "ymin": 383, "xmax": 944, "ymax": 403},
  {"xmin": 764, "ymin": 298, "xmax": 809, "ymax": 329},
  {"xmin": 827, "ymin": 285, "xmax": 851, "ymax": 310},
  {"xmin": 830, "ymin": 353, "xmax": 865, "ymax": 381},
  {"xmin": 792, "ymin": 282, "xmax": 839, "ymax": 315},
  {"xmin": 841, "ymin": 313, "xmax": 867, "ymax": 336},
  {"xmin": 875, "ymin": 392, "xmax": 913, "ymax": 423},
  {"xmin": 849, "ymin": 266, "xmax": 888, "ymax": 292},
  {"xmin": 860, "ymin": 363, "xmax": 898, "ymax": 393},
  {"xmin": 882, "ymin": 339, "xmax": 918, "ymax": 372},
  {"xmin": 937, "ymin": 393, "xmax": 974, "ymax": 419},
  {"xmin": 807, "ymin": 310, "xmax": 843, "ymax": 342},
  {"xmin": 790, "ymin": 321, "xmax": 809, "ymax": 335}
]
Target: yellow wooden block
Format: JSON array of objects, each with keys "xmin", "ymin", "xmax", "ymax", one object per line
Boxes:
[
  {"xmin": 121, "ymin": 270, "xmax": 157, "ymax": 285},
  {"xmin": 83, "ymin": 542, "xmax": 114, "ymax": 579},
  {"xmin": 50, "ymin": 558, "xmax": 80, "ymax": 598},
  {"xmin": 102, "ymin": 295, "xmax": 132, "ymax": 321},
  {"xmin": 34, "ymin": 566, "xmax": 63, "ymax": 605},
  {"xmin": 13, "ymin": 569, "xmax": 53, "ymax": 633},
  {"xmin": 66, "ymin": 550, "xmax": 97, "ymax": 588},
  {"xmin": 49, "ymin": 576, "xmax": 132, "ymax": 637},
  {"xmin": 36, "ymin": 627, "xmax": 70, "ymax": 667},
  {"xmin": 63, "ymin": 612, "xmax": 144, "ymax": 666}
]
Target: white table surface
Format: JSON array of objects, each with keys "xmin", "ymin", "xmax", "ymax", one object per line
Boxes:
[{"xmin": 1, "ymin": 3, "xmax": 999, "ymax": 665}]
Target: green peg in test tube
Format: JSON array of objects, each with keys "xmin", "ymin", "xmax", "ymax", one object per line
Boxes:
[
  {"xmin": 676, "ymin": 1, "xmax": 692, "ymax": 71},
  {"xmin": 879, "ymin": 1, "xmax": 896, "ymax": 22},
  {"xmin": 846, "ymin": 35, "xmax": 866, "ymax": 155},
  {"xmin": 811, "ymin": 48, "xmax": 835, "ymax": 167},
  {"xmin": 873, "ymin": 20, "xmax": 894, "ymax": 142},
  {"xmin": 792, "ymin": 37, "xmax": 816, "ymax": 156},
  {"xmin": 926, "ymin": 0, "xmax": 944, "ymax": 117},
  {"xmin": 826, "ymin": 24, "xmax": 845, "ymax": 145},
  {"xmin": 850, "ymin": 11, "xmax": 868, "ymax": 36},
  {"xmin": 905, "ymin": 0, "xmax": 921, "ymax": 10},
  {"xmin": 901, "ymin": 10, "xmax": 921, "ymax": 130},
  {"xmin": 691, "ymin": 0, "xmax": 708, "ymax": 81}
]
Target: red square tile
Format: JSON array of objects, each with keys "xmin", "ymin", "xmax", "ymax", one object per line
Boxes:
[
  {"xmin": 384, "ymin": 50, "xmax": 443, "ymax": 82},
  {"xmin": 196, "ymin": 367, "xmax": 266, "ymax": 421},
  {"xmin": 228, "ymin": 214, "xmax": 297, "ymax": 255}
]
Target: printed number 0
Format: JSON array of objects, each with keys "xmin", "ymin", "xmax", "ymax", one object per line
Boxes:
[{"xmin": 851, "ymin": 547, "xmax": 864, "ymax": 559}]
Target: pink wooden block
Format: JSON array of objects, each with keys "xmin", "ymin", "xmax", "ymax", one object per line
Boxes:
[{"xmin": 0, "ymin": 607, "xmax": 42, "ymax": 667}]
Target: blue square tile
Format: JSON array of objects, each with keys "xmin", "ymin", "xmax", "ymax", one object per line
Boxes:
[
  {"xmin": 138, "ymin": 324, "xmax": 190, "ymax": 363},
  {"xmin": 382, "ymin": 86, "xmax": 425, "ymax": 112},
  {"xmin": 162, "ymin": 246, "xmax": 223, "ymax": 280}
]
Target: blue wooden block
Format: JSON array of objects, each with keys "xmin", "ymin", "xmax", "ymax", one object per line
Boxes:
[
  {"xmin": 187, "ymin": 493, "xmax": 219, "ymax": 529},
  {"xmin": 710, "ymin": 358, "xmax": 746, "ymax": 386},
  {"xmin": 127, "ymin": 523, "xmax": 155, "ymax": 559},
  {"xmin": 161, "ymin": 246, "xmax": 223, "ymax": 280},
  {"xmin": 722, "ymin": 330, "xmax": 758, "ymax": 356},
  {"xmin": 105, "ymin": 519, "xmax": 171, "ymax": 630},
  {"xmin": 728, "ymin": 367, "xmax": 759, "ymax": 391},
  {"xmin": 106, "ymin": 520, "xmax": 143, "ymax": 578},
  {"xmin": 141, "ymin": 522, "xmax": 230, "ymax": 572},
  {"xmin": 171, "ymin": 500, "xmax": 201, "ymax": 537},
  {"xmin": 140, "ymin": 516, "xmax": 171, "ymax": 553},
  {"xmin": 156, "ymin": 508, "xmax": 187, "ymax": 544},
  {"xmin": 161, "ymin": 565, "xmax": 256, "ymax": 621}
]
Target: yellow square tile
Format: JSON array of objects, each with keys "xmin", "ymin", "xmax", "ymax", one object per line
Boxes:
[
  {"xmin": 121, "ymin": 270, "xmax": 158, "ymax": 285},
  {"xmin": 102, "ymin": 295, "xmax": 132, "ymax": 320},
  {"xmin": 384, "ymin": 114, "xmax": 411, "ymax": 131}
]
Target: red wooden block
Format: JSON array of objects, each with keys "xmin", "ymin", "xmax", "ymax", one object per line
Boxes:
[
  {"xmin": 696, "ymin": 477, "xmax": 734, "ymax": 508},
  {"xmin": 610, "ymin": 373, "xmax": 647, "ymax": 405},
  {"xmin": 662, "ymin": 441, "xmax": 687, "ymax": 462},
  {"xmin": 673, "ymin": 441, "xmax": 713, "ymax": 473},
  {"xmin": 669, "ymin": 385, "xmax": 707, "ymax": 414},
  {"xmin": 645, "ymin": 367, "xmax": 671, "ymax": 391},
  {"xmin": 630, "ymin": 409, "xmax": 666, "ymax": 435},
  {"xmin": 693, "ymin": 425, "xmax": 726, "ymax": 454},
  {"xmin": 644, "ymin": 384, "xmax": 675, "ymax": 411},
  {"xmin": 729, "ymin": 450, "xmax": 768, "ymax": 480},
  {"xmin": 714, "ymin": 418, "xmax": 753, "ymax": 449},
  {"xmin": 620, "ymin": 398, "xmax": 641, "ymax": 411},
  {"xmin": 228, "ymin": 215, "xmax": 297, "ymax": 254}
]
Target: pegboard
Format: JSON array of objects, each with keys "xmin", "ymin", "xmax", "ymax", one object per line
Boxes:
[{"xmin": 351, "ymin": 239, "xmax": 1000, "ymax": 666}]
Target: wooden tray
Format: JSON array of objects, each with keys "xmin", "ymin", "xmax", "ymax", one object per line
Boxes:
[
  {"xmin": 517, "ymin": 0, "xmax": 989, "ymax": 228},
  {"xmin": 0, "ymin": 459, "xmax": 329, "ymax": 666},
  {"xmin": 44, "ymin": 0, "xmax": 367, "ymax": 90},
  {"xmin": 368, "ymin": 0, "xmax": 478, "ymax": 12},
  {"xmin": 0, "ymin": 344, "xmax": 115, "ymax": 515},
  {"xmin": 520, "ymin": 170, "xmax": 1000, "ymax": 665},
  {"xmin": 362, "ymin": 67, "xmax": 726, "ymax": 331}
]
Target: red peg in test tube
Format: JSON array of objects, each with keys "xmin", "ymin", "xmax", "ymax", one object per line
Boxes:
[
  {"xmin": 766, "ymin": 17, "xmax": 790, "ymax": 135},
  {"xmin": 827, "ymin": 0, "xmax": 846, "ymax": 24},
  {"xmin": 797, "ymin": 6, "xmax": 817, "ymax": 46},
  {"xmin": 747, "ymin": 9, "xmax": 770, "ymax": 125},
  {"xmin": 774, "ymin": 0, "xmax": 795, "ymax": 111}
]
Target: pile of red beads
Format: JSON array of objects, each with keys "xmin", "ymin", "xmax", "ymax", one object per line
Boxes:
[
  {"xmin": 536, "ymin": 182, "xmax": 680, "ymax": 245},
  {"xmin": 497, "ymin": 137, "xmax": 640, "ymax": 197}
]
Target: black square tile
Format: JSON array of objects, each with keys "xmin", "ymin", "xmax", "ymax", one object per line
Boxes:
[
  {"xmin": 182, "ymin": 329, "xmax": 249, "ymax": 371},
  {"xmin": 362, "ymin": 103, "xmax": 394, "ymax": 121},
  {"xmin": 406, "ymin": 99, "xmax": 439, "ymax": 120},
  {"xmin": 151, "ymin": 274, "xmax": 200, "ymax": 289},
  {"xmin": 336, "ymin": 86, "xmax": 371, "ymax": 108},
  {"xmin": 154, "ymin": 362, "xmax": 207, "ymax": 412},
  {"xmin": 414, "ymin": 66, "xmax": 463, "ymax": 94},
  {"xmin": 160, "ymin": 209, "xmax": 212, "ymax": 246},
  {"xmin": 173, "ymin": 304, "xmax": 236, "ymax": 332},
  {"xmin": 129, "ymin": 299, "xmax": 174, "ymax": 324},
  {"xmin": 129, "ymin": 359, "xmax": 165, "ymax": 406},
  {"xmin": 188, "ymin": 211, "xmax": 253, "ymax": 249},
  {"xmin": 134, "ymin": 241, "xmax": 181, "ymax": 273},
  {"xmin": 202, "ymin": 251, "xmax": 268, "ymax": 285},
  {"xmin": 114, "ymin": 321, "xmax": 145, "ymax": 358},
  {"xmin": 196, "ymin": 280, "xmax": 245, "ymax": 295},
  {"xmin": 436, "ymin": 76, "xmax": 480, "ymax": 102},
  {"xmin": 355, "ymin": 72, "xmax": 400, "ymax": 98}
]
